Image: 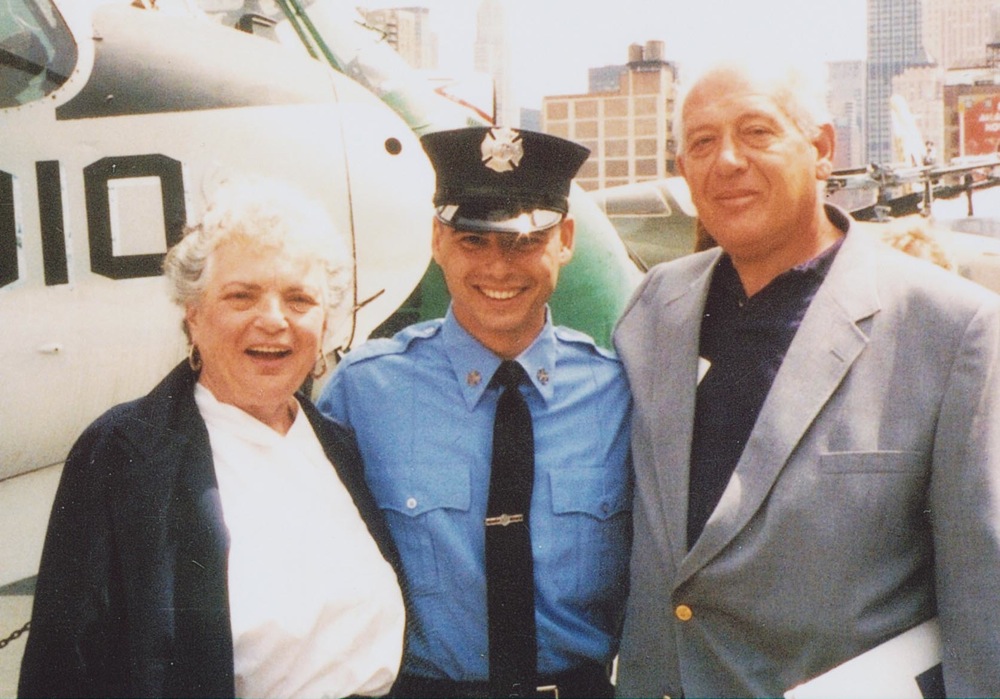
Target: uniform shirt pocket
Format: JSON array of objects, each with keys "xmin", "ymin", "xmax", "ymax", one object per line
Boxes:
[
  {"xmin": 367, "ymin": 461, "xmax": 472, "ymax": 597},
  {"xmin": 546, "ymin": 467, "xmax": 632, "ymax": 602}
]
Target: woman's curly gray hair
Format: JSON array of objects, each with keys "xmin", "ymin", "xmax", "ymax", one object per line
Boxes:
[{"xmin": 163, "ymin": 177, "xmax": 353, "ymax": 349}]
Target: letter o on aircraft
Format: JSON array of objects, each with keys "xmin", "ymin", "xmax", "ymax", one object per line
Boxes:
[{"xmin": 84, "ymin": 154, "xmax": 186, "ymax": 280}]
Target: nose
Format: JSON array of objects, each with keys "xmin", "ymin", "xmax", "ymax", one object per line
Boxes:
[
  {"xmin": 716, "ymin": 132, "xmax": 747, "ymax": 171},
  {"xmin": 255, "ymin": 295, "xmax": 289, "ymax": 331},
  {"xmin": 483, "ymin": 239, "xmax": 516, "ymax": 274}
]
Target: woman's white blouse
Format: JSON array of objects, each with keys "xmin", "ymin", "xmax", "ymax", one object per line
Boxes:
[{"xmin": 195, "ymin": 384, "xmax": 404, "ymax": 698}]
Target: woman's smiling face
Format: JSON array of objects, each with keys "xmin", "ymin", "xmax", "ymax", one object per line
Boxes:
[{"xmin": 186, "ymin": 238, "xmax": 326, "ymax": 429}]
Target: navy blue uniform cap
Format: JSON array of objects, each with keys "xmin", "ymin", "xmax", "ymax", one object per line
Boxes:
[{"xmin": 420, "ymin": 126, "xmax": 590, "ymax": 233}]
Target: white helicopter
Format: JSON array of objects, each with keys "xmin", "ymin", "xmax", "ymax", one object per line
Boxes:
[
  {"xmin": 0, "ymin": 0, "xmax": 437, "ymax": 685},
  {"xmin": 0, "ymin": 2, "xmax": 644, "ymax": 689}
]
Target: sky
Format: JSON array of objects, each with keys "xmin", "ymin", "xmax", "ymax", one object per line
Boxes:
[{"xmin": 361, "ymin": 0, "xmax": 869, "ymax": 110}]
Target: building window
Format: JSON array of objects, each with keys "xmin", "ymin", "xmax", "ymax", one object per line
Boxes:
[
  {"xmin": 578, "ymin": 160, "xmax": 599, "ymax": 179},
  {"xmin": 635, "ymin": 118, "xmax": 658, "ymax": 136},
  {"xmin": 605, "ymin": 98, "xmax": 628, "ymax": 117},
  {"xmin": 605, "ymin": 120, "xmax": 628, "ymax": 137},
  {"xmin": 635, "ymin": 139, "xmax": 658, "ymax": 157},
  {"xmin": 606, "ymin": 160, "xmax": 629, "ymax": 177},
  {"xmin": 546, "ymin": 101, "xmax": 568, "ymax": 120},
  {"xmin": 575, "ymin": 121, "xmax": 598, "ymax": 139},
  {"xmin": 635, "ymin": 159, "xmax": 659, "ymax": 177},
  {"xmin": 634, "ymin": 96, "xmax": 657, "ymax": 113},
  {"xmin": 605, "ymin": 139, "xmax": 628, "ymax": 157},
  {"xmin": 574, "ymin": 100, "xmax": 598, "ymax": 118}
]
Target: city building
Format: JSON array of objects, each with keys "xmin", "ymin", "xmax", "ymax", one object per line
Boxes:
[
  {"xmin": 827, "ymin": 61, "xmax": 867, "ymax": 170},
  {"xmin": 923, "ymin": 0, "xmax": 1000, "ymax": 70},
  {"xmin": 884, "ymin": 0, "xmax": 1000, "ymax": 163},
  {"xmin": 542, "ymin": 41, "xmax": 678, "ymax": 191},
  {"xmin": 519, "ymin": 107, "xmax": 541, "ymax": 132},
  {"xmin": 474, "ymin": 0, "xmax": 517, "ymax": 126},
  {"xmin": 589, "ymin": 65, "xmax": 628, "ymax": 94},
  {"xmin": 359, "ymin": 6, "xmax": 438, "ymax": 71},
  {"xmin": 866, "ymin": 0, "xmax": 933, "ymax": 164},
  {"xmin": 892, "ymin": 65, "xmax": 945, "ymax": 163}
]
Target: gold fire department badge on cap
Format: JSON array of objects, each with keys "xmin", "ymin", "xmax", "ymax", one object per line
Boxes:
[{"xmin": 481, "ymin": 127, "xmax": 523, "ymax": 173}]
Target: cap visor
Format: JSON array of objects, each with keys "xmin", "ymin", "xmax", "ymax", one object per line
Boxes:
[{"xmin": 436, "ymin": 205, "xmax": 563, "ymax": 233}]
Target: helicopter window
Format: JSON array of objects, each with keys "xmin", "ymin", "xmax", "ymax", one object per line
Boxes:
[{"xmin": 0, "ymin": 0, "xmax": 75, "ymax": 108}]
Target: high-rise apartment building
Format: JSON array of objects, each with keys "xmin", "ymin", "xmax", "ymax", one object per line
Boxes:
[
  {"xmin": 542, "ymin": 41, "xmax": 677, "ymax": 191},
  {"xmin": 923, "ymin": 0, "xmax": 1000, "ymax": 70},
  {"xmin": 360, "ymin": 7, "xmax": 438, "ymax": 71},
  {"xmin": 874, "ymin": 0, "xmax": 1000, "ymax": 164},
  {"xmin": 474, "ymin": 0, "xmax": 517, "ymax": 126},
  {"xmin": 866, "ymin": 0, "xmax": 933, "ymax": 163},
  {"xmin": 828, "ymin": 61, "xmax": 867, "ymax": 170}
]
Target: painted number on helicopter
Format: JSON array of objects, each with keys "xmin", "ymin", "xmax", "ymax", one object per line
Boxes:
[{"xmin": 0, "ymin": 153, "xmax": 186, "ymax": 290}]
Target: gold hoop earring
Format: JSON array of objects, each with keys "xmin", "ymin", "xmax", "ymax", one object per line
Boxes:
[
  {"xmin": 312, "ymin": 351, "xmax": 329, "ymax": 380},
  {"xmin": 188, "ymin": 344, "xmax": 202, "ymax": 372}
]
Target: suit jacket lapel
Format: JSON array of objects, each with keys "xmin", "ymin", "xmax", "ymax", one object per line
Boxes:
[
  {"xmin": 679, "ymin": 230, "xmax": 882, "ymax": 579},
  {"xmin": 639, "ymin": 252, "xmax": 719, "ymax": 573}
]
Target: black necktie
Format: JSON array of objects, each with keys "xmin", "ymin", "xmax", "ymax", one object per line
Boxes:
[{"xmin": 486, "ymin": 360, "xmax": 537, "ymax": 697}]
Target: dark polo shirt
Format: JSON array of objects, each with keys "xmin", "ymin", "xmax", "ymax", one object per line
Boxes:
[{"xmin": 687, "ymin": 211, "xmax": 849, "ymax": 548}]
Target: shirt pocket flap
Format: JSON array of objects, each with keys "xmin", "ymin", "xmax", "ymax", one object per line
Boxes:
[
  {"xmin": 549, "ymin": 467, "xmax": 631, "ymax": 520},
  {"xmin": 369, "ymin": 462, "xmax": 472, "ymax": 517}
]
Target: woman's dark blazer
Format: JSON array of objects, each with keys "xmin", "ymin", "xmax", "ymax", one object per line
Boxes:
[{"xmin": 18, "ymin": 361, "xmax": 402, "ymax": 698}]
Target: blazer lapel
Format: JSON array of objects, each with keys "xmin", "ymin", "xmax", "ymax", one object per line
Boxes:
[
  {"xmin": 638, "ymin": 253, "xmax": 719, "ymax": 573},
  {"xmin": 679, "ymin": 231, "xmax": 882, "ymax": 579}
]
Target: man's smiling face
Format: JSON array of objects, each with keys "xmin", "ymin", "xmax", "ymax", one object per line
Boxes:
[{"xmin": 431, "ymin": 216, "xmax": 575, "ymax": 359}]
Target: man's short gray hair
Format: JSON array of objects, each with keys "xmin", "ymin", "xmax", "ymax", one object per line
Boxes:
[{"xmin": 673, "ymin": 57, "xmax": 831, "ymax": 156}]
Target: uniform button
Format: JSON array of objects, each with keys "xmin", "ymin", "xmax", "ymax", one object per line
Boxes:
[
  {"xmin": 675, "ymin": 604, "xmax": 693, "ymax": 622},
  {"xmin": 406, "ymin": 497, "xmax": 417, "ymax": 509}
]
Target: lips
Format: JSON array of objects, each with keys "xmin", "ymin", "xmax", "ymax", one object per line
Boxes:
[
  {"xmin": 479, "ymin": 287, "xmax": 521, "ymax": 300},
  {"xmin": 714, "ymin": 189, "xmax": 759, "ymax": 206},
  {"xmin": 245, "ymin": 345, "xmax": 292, "ymax": 360}
]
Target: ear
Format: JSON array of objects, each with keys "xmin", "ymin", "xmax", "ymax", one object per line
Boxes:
[
  {"xmin": 677, "ymin": 154, "xmax": 687, "ymax": 179},
  {"xmin": 431, "ymin": 218, "xmax": 446, "ymax": 266},
  {"xmin": 185, "ymin": 303, "xmax": 201, "ymax": 343},
  {"xmin": 557, "ymin": 216, "xmax": 575, "ymax": 265},
  {"xmin": 813, "ymin": 123, "xmax": 836, "ymax": 180}
]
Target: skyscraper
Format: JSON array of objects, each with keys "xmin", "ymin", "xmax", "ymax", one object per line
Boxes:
[
  {"xmin": 474, "ymin": 0, "xmax": 517, "ymax": 126},
  {"xmin": 866, "ymin": 0, "xmax": 933, "ymax": 163},
  {"xmin": 923, "ymin": 0, "xmax": 1000, "ymax": 70},
  {"xmin": 360, "ymin": 7, "xmax": 438, "ymax": 71}
]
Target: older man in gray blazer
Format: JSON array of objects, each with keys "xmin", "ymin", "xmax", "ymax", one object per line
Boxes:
[{"xmin": 613, "ymin": 57, "xmax": 1000, "ymax": 698}]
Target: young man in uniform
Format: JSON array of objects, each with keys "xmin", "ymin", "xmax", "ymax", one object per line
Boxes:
[{"xmin": 319, "ymin": 127, "xmax": 632, "ymax": 698}]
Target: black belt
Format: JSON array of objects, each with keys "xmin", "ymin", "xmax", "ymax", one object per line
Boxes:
[{"xmin": 391, "ymin": 662, "xmax": 614, "ymax": 698}]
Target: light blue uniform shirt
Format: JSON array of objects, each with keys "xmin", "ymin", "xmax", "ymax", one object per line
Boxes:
[{"xmin": 317, "ymin": 308, "xmax": 632, "ymax": 681}]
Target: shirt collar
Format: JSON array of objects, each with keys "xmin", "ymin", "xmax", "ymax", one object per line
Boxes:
[
  {"xmin": 194, "ymin": 381, "xmax": 307, "ymax": 447},
  {"xmin": 715, "ymin": 205, "xmax": 848, "ymax": 304},
  {"xmin": 442, "ymin": 306, "xmax": 558, "ymax": 411}
]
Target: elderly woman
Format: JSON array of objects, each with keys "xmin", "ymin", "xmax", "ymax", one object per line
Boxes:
[{"xmin": 19, "ymin": 179, "xmax": 405, "ymax": 699}]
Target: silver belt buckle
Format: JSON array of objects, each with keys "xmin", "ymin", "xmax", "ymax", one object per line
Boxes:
[{"xmin": 535, "ymin": 684, "xmax": 559, "ymax": 698}]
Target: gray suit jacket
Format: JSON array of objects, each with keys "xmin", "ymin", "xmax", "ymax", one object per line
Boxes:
[{"xmin": 613, "ymin": 221, "xmax": 1000, "ymax": 698}]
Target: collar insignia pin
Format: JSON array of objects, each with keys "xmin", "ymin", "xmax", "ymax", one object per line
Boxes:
[
  {"xmin": 481, "ymin": 127, "xmax": 523, "ymax": 173},
  {"xmin": 467, "ymin": 370, "xmax": 482, "ymax": 387},
  {"xmin": 536, "ymin": 368, "xmax": 549, "ymax": 385}
]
